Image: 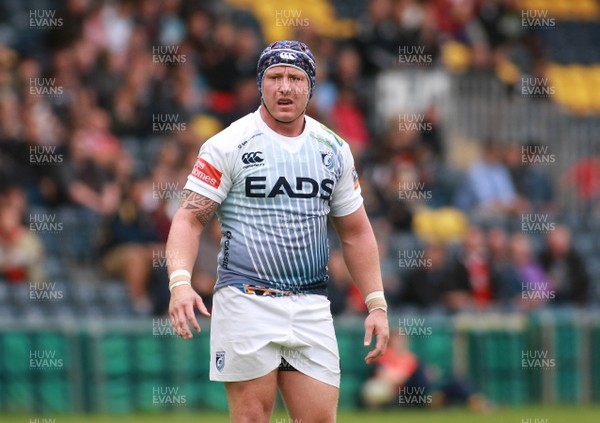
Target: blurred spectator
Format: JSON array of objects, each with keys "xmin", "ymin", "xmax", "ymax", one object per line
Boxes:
[
  {"xmin": 330, "ymin": 46, "xmax": 371, "ymax": 155},
  {"xmin": 563, "ymin": 147, "xmax": 600, "ymax": 214},
  {"xmin": 400, "ymin": 243, "xmax": 451, "ymax": 310},
  {"xmin": 0, "ymin": 185, "xmax": 45, "ymax": 283},
  {"xmin": 97, "ymin": 180, "xmax": 164, "ymax": 314},
  {"xmin": 356, "ymin": 0, "xmax": 402, "ymax": 75},
  {"xmin": 361, "ymin": 331, "xmax": 488, "ymax": 410},
  {"xmin": 416, "ymin": 142, "xmax": 459, "ymax": 209},
  {"xmin": 63, "ymin": 108, "xmax": 123, "ymax": 215},
  {"xmin": 447, "ymin": 226, "xmax": 499, "ymax": 311},
  {"xmin": 419, "ymin": 104, "xmax": 444, "ymax": 159},
  {"xmin": 361, "ymin": 330, "xmax": 425, "ymax": 408},
  {"xmin": 539, "ymin": 225, "xmax": 590, "ymax": 306},
  {"xmin": 505, "ymin": 142, "xmax": 556, "ymax": 213},
  {"xmin": 486, "ymin": 226, "xmax": 515, "ymax": 305},
  {"xmin": 505, "ymin": 233, "xmax": 551, "ymax": 310},
  {"xmin": 455, "ymin": 141, "xmax": 520, "ymax": 217}
]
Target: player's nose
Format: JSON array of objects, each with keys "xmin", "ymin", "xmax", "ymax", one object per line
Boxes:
[{"xmin": 277, "ymin": 78, "xmax": 292, "ymax": 93}]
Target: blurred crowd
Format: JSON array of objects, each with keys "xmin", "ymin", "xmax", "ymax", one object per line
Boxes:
[{"xmin": 0, "ymin": 0, "xmax": 597, "ymax": 315}]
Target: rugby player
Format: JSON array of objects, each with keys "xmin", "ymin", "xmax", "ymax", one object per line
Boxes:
[{"xmin": 166, "ymin": 40, "xmax": 389, "ymax": 422}]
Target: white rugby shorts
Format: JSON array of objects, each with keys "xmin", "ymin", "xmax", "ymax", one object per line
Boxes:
[{"xmin": 209, "ymin": 285, "xmax": 341, "ymax": 388}]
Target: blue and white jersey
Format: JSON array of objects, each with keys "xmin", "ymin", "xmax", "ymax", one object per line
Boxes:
[{"xmin": 184, "ymin": 108, "xmax": 363, "ymax": 294}]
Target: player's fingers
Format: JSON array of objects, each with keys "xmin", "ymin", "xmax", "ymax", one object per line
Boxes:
[
  {"xmin": 365, "ymin": 350, "xmax": 378, "ymax": 364},
  {"xmin": 371, "ymin": 328, "xmax": 388, "ymax": 360},
  {"xmin": 175, "ymin": 307, "xmax": 190, "ymax": 338},
  {"xmin": 195, "ymin": 295, "xmax": 211, "ymax": 317},
  {"xmin": 364, "ymin": 321, "xmax": 374, "ymax": 347},
  {"xmin": 185, "ymin": 303, "xmax": 201, "ymax": 334},
  {"xmin": 169, "ymin": 311, "xmax": 178, "ymax": 329},
  {"xmin": 169, "ymin": 306, "xmax": 182, "ymax": 333}
]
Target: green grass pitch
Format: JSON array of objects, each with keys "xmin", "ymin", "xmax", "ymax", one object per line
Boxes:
[{"xmin": 9, "ymin": 405, "xmax": 600, "ymax": 423}]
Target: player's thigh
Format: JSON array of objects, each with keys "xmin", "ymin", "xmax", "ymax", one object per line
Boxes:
[
  {"xmin": 278, "ymin": 370, "xmax": 338, "ymax": 423},
  {"xmin": 225, "ymin": 369, "xmax": 278, "ymax": 423}
]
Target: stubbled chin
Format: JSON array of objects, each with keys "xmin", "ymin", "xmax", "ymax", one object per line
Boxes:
[{"xmin": 273, "ymin": 113, "xmax": 296, "ymax": 123}]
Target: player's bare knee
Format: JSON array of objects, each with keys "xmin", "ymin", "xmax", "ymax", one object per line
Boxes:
[
  {"xmin": 226, "ymin": 383, "xmax": 275, "ymax": 423},
  {"xmin": 230, "ymin": 401, "xmax": 273, "ymax": 423}
]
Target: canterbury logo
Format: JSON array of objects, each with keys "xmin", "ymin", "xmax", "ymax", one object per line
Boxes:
[
  {"xmin": 242, "ymin": 151, "xmax": 264, "ymax": 164},
  {"xmin": 279, "ymin": 52, "xmax": 296, "ymax": 60}
]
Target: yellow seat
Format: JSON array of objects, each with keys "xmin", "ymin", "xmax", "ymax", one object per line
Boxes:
[{"xmin": 228, "ymin": 0, "xmax": 357, "ymax": 41}]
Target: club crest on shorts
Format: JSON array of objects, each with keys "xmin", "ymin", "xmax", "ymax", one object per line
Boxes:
[{"xmin": 216, "ymin": 351, "xmax": 226, "ymax": 371}]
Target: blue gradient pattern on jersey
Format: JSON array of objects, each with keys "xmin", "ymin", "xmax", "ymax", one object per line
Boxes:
[{"xmin": 215, "ymin": 129, "xmax": 342, "ymax": 294}]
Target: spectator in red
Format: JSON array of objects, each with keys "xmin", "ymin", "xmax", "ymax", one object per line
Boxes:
[
  {"xmin": 362, "ymin": 331, "xmax": 489, "ymax": 410},
  {"xmin": 0, "ymin": 185, "xmax": 45, "ymax": 283},
  {"xmin": 330, "ymin": 47, "xmax": 371, "ymax": 156},
  {"xmin": 447, "ymin": 226, "xmax": 499, "ymax": 310},
  {"xmin": 563, "ymin": 147, "xmax": 600, "ymax": 213}
]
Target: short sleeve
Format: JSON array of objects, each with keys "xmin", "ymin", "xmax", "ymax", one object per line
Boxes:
[
  {"xmin": 329, "ymin": 144, "xmax": 363, "ymax": 217},
  {"xmin": 184, "ymin": 138, "xmax": 232, "ymax": 204}
]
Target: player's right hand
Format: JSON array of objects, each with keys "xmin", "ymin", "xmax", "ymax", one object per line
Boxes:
[{"xmin": 169, "ymin": 284, "xmax": 211, "ymax": 339}]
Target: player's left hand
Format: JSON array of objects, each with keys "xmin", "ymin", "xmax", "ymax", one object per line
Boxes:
[{"xmin": 363, "ymin": 309, "xmax": 389, "ymax": 364}]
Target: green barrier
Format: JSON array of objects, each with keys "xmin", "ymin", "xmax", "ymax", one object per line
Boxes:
[
  {"xmin": 0, "ymin": 312, "xmax": 599, "ymax": 413},
  {"xmin": 0, "ymin": 327, "xmax": 77, "ymax": 413},
  {"xmin": 593, "ymin": 325, "xmax": 600, "ymax": 402}
]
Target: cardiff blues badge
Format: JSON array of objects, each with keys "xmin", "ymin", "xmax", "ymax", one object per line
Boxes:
[
  {"xmin": 321, "ymin": 151, "xmax": 334, "ymax": 169},
  {"xmin": 216, "ymin": 351, "xmax": 225, "ymax": 371}
]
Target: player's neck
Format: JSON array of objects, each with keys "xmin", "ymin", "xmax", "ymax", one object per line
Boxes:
[{"xmin": 259, "ymin": 105, "xmax": 305, "ymax": 137}]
